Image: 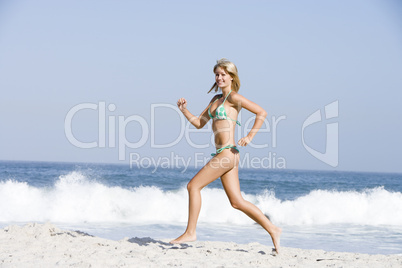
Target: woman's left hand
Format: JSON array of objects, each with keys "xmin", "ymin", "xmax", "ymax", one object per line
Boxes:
[{"xmin": 238, "ymin": 136, "xmax": 252, "ymax": 147}]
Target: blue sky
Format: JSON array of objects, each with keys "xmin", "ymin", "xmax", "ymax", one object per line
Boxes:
[{"xmin": 0, "ymin": 0, "xmax": 401, "ymax": 173}]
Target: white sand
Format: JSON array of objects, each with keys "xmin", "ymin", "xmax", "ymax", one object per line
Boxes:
[{"xmin": 0, "ymin": 223, "xmax": 400, "ymax": 267}]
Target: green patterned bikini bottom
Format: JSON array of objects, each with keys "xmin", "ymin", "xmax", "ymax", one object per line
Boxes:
[{"xmin": 211, "ymin": 145, "xmax": 239, "ymax": 156}]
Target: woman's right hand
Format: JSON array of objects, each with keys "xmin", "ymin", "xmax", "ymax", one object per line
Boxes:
[{"xmin": 177, "ymin": 98, "xmax": 187, "ymax": 112}]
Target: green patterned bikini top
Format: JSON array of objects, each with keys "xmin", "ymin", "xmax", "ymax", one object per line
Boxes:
[{"xmin": 208, "ymin": 89, "xmax": 241, "ymax": 126}]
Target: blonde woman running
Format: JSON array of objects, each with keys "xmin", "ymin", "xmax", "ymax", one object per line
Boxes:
[{"xmin": 171, "ymin": 59, "xmax": 281, "ymax": 253}]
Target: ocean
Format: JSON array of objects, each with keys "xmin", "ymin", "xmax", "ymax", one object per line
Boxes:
[{"xmin": 0, "ymin": 160, "xmax": 401, "ymax": 255}]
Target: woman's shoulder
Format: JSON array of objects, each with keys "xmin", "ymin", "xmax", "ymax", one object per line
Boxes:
[
  {"xmin": 228, "ymin": 91, "xmax": 245, "ymax": 103},
  {"xmin": 209, "ymin": 93, "xmax": 223, "ymax": 102}
]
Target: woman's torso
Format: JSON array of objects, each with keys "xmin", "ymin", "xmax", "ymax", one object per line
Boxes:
[{"xmin": 208, "ymin": 93, "xmax": 240, "ymax": 149}]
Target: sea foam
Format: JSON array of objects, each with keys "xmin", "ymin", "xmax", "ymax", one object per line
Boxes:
[{"xmin": 0, "ymin": 171, "xmax": 401, "ymax": 226}]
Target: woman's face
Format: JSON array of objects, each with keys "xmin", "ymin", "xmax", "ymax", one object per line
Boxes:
[{"xmin": 215, "ymin": 67, "xmax": 232, "ymax": 89}]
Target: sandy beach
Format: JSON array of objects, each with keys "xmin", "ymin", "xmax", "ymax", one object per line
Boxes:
[{"xmin": 0, "ymin": 223, "xmax": 400, "ymax": 267}]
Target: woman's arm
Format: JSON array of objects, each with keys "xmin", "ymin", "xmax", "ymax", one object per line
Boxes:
[
  {"xmin": 177, "ymin": 96, "xmax": 219, "ymax": 129},
  {"xmin": 230, "ymin": 93, "xmax": 267, "ymax": 146}
]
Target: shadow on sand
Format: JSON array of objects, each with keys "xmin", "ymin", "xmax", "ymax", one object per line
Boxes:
[{"xmin": 128, "ymin": 237, "xmax": 193, "ymax": 250}]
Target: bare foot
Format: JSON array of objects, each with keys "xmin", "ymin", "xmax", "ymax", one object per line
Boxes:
[
  {"xmin": 270, "ymin": 226, "xmax": 282, "ymax": 254},
  {"xmin": 170, "ymin": 232, "xmax": 196, "ymax": 244}
]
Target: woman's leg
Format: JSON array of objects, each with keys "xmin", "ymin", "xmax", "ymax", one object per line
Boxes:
[
  {"xmin": 220, "ymin": 165, "xmax": 282, "ymax": 253},
  {"xmin": 170, "ymin": 152, "xmax": 236, "ymax": 244}
]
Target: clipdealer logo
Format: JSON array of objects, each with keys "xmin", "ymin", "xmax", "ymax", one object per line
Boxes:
[
  {"xmin": 301, "ymin": 101, "xmax": 339, "ymax": 167},
  {"xmin": 63, "ymin": 100, "xmax": 339, "ymax": 170}
]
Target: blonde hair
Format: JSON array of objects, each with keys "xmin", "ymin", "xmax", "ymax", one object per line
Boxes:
[{"xmin": 208, "ymin": 58, "xmax": 240, "ymax": 93}]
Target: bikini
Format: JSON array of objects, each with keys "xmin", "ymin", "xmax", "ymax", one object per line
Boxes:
[{"xmin": 208, "ymin": 89, "xmax": 241, "ymax": 156}]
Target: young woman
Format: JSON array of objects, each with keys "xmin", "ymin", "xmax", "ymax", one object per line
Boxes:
[{"xmin": 171, "ymin": 59, "xmax": 281, "ymax": 253}]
